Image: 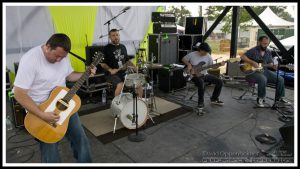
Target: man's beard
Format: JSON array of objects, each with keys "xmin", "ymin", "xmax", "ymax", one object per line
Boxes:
[
  {"xmin": 111, "ymin": 39, "xmax": 120, "ymax": 45},
  {"xmin": 260, "ymin": 46, "xmax": 267, "ymax": 51}
]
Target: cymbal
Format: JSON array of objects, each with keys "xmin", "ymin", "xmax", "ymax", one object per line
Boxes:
[{"xmin": 144, "ymin": 63, "xmax": 163, "ymax": 69}]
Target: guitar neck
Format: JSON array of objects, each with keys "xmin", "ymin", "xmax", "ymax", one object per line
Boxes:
[
  {"xmin": 63, "ymin": 67, "xmax": 92, "ymax": 102},
  {"xmin": 262, "ymin": 63, "xmax": 293, "ymax": 69},
  {"xmin": 198, "ymin": 62, "xmax": 222, "ymax": 71}
]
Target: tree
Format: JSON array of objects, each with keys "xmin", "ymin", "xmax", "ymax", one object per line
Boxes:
[
  {"xmin": 166, "ymin": 6, "xmax": 191, "ymax": 26},
  {"xmin": 270, "ymin": 6, "xmax": 294, "ymax": 22},
  {"xmin": 205, "ymin": 6, "xmax": 294, "ymax": 33}
]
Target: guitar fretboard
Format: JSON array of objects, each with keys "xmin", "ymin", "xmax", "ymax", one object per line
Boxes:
[
  {"xmin": 197, "ymin": 63, "xmax": 222, "ymax": 71},
  {"xmin": 63, "ymin": 66, "xmax": 93, "ymax": 102}
]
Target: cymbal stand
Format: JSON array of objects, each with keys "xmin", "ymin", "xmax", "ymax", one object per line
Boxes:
[{"xmin": 147, "ymin": 54, "xmax": 161, "ymax": 116}]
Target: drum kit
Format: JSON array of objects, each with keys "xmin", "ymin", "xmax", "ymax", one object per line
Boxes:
[{"xmin": 110, "ymin": 48, "xmax": 163, "ymax": 141}]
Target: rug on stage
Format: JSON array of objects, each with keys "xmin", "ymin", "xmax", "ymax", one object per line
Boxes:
[{"xmin": 80, "ymin": 97, "xmax": 191, "ymax": 144}]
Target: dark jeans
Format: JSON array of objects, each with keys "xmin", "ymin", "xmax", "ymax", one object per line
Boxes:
[
  {"xmin": 38, "ymin": 113, "xmax": 92, "ymax": 163},
  {"xmin": 246, "ymin": 69, "xmax": 285, "ymax": 99},
  {"xmin": 192, "ymin": 74, "xmax": 223, "ymax": 104}
]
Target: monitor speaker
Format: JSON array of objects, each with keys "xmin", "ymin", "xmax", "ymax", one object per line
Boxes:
[
  {"xmin": 185, "ymin": 17, "xmax": 206, "ymax": 34},
  {"xmin": 279, "ymin": 122, "xmax": 294, "ymax": 147}
]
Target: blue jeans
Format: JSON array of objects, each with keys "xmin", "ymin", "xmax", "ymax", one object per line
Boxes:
[
  {"xmin": 38, "ymin": 113, "xmax": 92, "ymax": 163},
  {"xmin": 246, "ymin": 69, "xmax": 285, "ymax": 99}
]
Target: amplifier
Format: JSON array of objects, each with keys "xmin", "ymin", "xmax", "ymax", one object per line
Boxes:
[
  {"xmin": 85, "ymin": 45, "xmax": 105, "ymax": 71},
  {"xmin": 10, "ymin": 96, "xmax": 26, "ymax": 128},
  {"xmin": 158, "ymin": 66, "xmax": 186, "ymax": 93},
  {"xmin": 152, "ymin": 12, "xmax": 176, "ymax": 23},
  {"xmin": 153, "ymin": 23, "xmax": 177, "ymax": 34}
]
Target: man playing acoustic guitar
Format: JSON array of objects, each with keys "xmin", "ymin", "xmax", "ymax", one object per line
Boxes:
[
  {"xmin": 13, "ymin": 34, "xmax": 95, "ymax": 163},
  {"xmin": 240, "ymin": 36, "xmax": 291, "ymax": 107}
]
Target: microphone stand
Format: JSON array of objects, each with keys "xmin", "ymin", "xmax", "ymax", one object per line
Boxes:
[
  {"xmin": 254, "ymin": 50, "xmax": 293, "ymax": 123},
  {"xmin": 271, "ymin": 50, "xmax": 293, "ymax": 122},
  {"xmin": 103, "ymin": 9, "xmax": 127, "ymax": 44},
  {"xmin": 69, "ymin": 51, "xmax": 86, "ymax": 63},
  {"xmin": 128, "ymin": 83, "xmax": 146, "ymax": 142}
]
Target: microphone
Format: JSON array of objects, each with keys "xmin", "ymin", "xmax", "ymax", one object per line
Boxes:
[
  {"xmin": 269, "ymin": 45, "xmax": 279, "ymax": 51},
  {"xmin": 99, "ymin": 35, "xmax": 106, "ymax": 39},
  {"xmin": 122, "ymin": 6, "xmax": 131, "ymax": 12}
]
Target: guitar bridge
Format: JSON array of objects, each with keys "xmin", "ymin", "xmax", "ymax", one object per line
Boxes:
[{"xmin": 49, "ymin": 122, "xmax": 57, "ymax": 128}]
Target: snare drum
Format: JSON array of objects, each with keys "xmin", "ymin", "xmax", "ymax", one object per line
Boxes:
[
  {"xmin": 111, "ymin": 93, "xmax": 148, "ymax": 129},
  {"xmin": 125, "ymin": 73, "xmax": 146, "ymax": 88}
]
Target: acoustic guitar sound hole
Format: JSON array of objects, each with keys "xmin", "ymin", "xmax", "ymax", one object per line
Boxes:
[{"xmin": 56, "ymin": 99, "xmax": 69, "ymax": 111}]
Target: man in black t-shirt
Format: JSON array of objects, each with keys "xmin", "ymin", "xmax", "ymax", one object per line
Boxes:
[{"xmin": 101, "ymin": 29, "xmax": 143, "ymax": 97}]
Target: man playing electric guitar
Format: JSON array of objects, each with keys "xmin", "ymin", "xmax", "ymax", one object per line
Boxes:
[
  {"xmin": 240, "ymin": 35, "xmax": 291, "ymax": 107},
  {"xmin": 182, "ymin": 42, "xmax": 225, "ymax": 109}
]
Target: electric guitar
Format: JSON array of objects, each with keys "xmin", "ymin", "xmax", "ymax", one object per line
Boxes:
[
  {"xmin": 24, "ymin": 52, "xmax": 104, "ymax": 143},
  {"xmin": 183, "ymin": 58, "xmax": 241, "ymax": 81},
  {"xmin": 240, "ymin": 61, "xmax": 294, "ymax": 75}
]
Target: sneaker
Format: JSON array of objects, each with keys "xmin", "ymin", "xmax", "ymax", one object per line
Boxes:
[
  {"xmin": 211, "ymin": 99, "xmax": 224, "ymax": 106},
  {"xmin": 198, "ymin": 103, "xmax": 204, "ymax": 109},
  {"xmin": 277, "ymin": 98, "xmax": 291, "ymax": 105},
  {"xmin": 257, "ymin": 98, "xmax": 265, "ymax": 107}
]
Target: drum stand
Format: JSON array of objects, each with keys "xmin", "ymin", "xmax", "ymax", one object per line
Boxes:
[
  {"xmin": 113, "ymin": 75, "xmax": 128, "ymax": 134},
  {"xmin": 137, "ymin": 53, "xmax": 156, "ymax": 124},
  {"xmin": 147, "ymin": 62, "xmax": 161, "ymax": 117},
  {"xmin": 128, "ymin": 84, "xmax": 146, "ymax": 142},
  {"xmin": 144, "ymin": 84, "xmax": 156, "ymax": 125}
]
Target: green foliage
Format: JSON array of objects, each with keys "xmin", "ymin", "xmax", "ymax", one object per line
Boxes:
[
  {"xmin": 205, "ymin": 6, "xmax": 294, "ymax": 33},
  {"xmin": 166, "ymin": 6, "xmax": 192, "ymax": 26}
]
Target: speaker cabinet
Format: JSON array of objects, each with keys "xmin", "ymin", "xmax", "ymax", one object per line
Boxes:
[
  {"xmin": 279, "ymin": 123, "xmax": 294, "ymax": 147},
  {"xmin": 10, "ymin": 97, "xmax": 26, "ymax": 128},
  {"xmin": 148, "ymin": 34, "xmax": 178, "ymax": 65},
  {"xmin": 158, "ymin": 67, "xmax": 186, "ymax": 93},
  {"xmin": 185, "ymin": 17, "xmax": 206, "ymax": 35}
]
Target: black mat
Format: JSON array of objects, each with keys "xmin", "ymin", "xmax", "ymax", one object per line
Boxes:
[{"xmin": 93, "ymin": 106, "xmax": 191, "ymax": 144}]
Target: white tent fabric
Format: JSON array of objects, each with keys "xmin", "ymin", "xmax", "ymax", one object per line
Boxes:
[
  {"xmin": 5, "ymin": 6, "xmax": 158, "ymax": 72},
  {"xmin": 93, "ymin": 6, "xmax": 157, "ymax": 55},
  {"xmin": 246, "ymin": 7, "xmax": 294, "ymax": 27},
  {"xmin": 269, "ymin": 36, "xmax": 294, "ymax": 50},
  {"xmin": 6, "ymin": 6, "xmax": 55, "ymax": 72}
]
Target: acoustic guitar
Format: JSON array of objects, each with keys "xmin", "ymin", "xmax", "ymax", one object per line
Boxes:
[
  {"xmin": 240, "ymin": 61, "xmax": 294, "ymax": 75},
  {"xmin": 24, "ymin": 52, "xmax": 104, "ymax": 143}
]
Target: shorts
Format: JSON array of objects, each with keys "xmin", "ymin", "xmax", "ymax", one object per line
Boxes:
[{"xmin": 105, "ymin": 72, "xmax": 126, "ymax": 91}]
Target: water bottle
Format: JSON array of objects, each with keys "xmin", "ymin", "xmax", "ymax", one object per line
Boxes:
[
  {"xmin": 6, "ymin": 116, "xmax": 13, "ymax": 131},
  {"xmin": 102, "ymin": 89, "xmax": 107, "ymax": 104}
]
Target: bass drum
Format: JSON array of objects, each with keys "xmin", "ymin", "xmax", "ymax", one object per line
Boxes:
[{"xmin": 111, "ymin": 93, "xmax": 148, "ymax": 129}]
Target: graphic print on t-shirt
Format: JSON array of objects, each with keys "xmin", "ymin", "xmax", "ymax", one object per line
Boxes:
[{"xmin": 113, "ymin": 49, "xmax": 125, "ymax": 61}]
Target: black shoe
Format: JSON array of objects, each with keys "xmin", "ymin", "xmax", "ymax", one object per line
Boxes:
[{"xmin": 211, "ymin": 99, "xmax": 224, "ymax": 106}]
